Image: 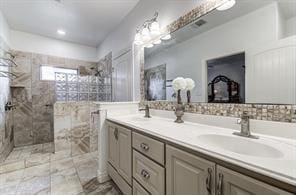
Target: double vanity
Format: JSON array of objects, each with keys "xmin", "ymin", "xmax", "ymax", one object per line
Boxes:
[{"xmin": 106, "ymin": 112, "xmax": 296, "ymax": 195}]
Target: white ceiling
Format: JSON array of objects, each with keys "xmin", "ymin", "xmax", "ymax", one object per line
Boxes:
[{"xmin": 0, "ymin": 0, "xmax": 139, "ymax": 47}]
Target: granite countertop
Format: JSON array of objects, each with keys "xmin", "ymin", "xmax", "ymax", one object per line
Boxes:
[{"xmin": 107, "ymin": 114, "xmax": 296, "ymax": 187}]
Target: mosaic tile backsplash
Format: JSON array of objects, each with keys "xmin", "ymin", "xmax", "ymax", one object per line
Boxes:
[{"xmin": 140, "ymin": 0, "xmax": 296, "ymax": 124}]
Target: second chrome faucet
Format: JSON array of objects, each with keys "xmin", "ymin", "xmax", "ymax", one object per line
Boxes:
[
  {"xmin": 233, "ymin": 111, "xmax": 259, "ymax": 139},
  {"xmin": 139, "ymin": 105, "xmax": 151, "ymax": 118}
]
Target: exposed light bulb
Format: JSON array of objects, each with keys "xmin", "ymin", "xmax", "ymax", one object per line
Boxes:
[
  {"xmin": 57, "ymin": 29, "xmax": 66, "ymax": 35},
  {"xmin": 216, "ymin": 0, "xmax": 236, "ymax": 11},
  {"xmin": 153, "ymin": 39, "xmax": 162, "ymax": 45},
  {"xmin": 134, "ymin": 32, "xmax": 143, "ymax": 45},
  {"xmin": 150, "ymin": 21, "xmax": 160, "ymax": 35},
  {"xmin": 161, "ymin": 34, "xmax": 171, "ymax": 40},
  {"xmin": 145, "ymin": 43, "xmax": 154, "ymax": 48},
  {"xmin": 141, "ymin": 27, "xmax": 151, "ymax": 41}
]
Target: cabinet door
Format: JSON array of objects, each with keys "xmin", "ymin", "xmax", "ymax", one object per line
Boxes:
[
  {"xmin": 117, "ymin": 126, "xmax": 132, "ymax": 185},
  {"xmin": 166, "ymin": 145, "xmax": 215, "ymax": 195},
  {"xmin": 216, "ymin": 166, "xmax": 293, "ymax": 195},
  {"xmin": 108, "ymin": 125, "xmax": 119, "ymax": 169}
]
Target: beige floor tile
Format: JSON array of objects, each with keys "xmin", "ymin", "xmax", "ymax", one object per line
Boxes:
[
  {"xmin": 0, "ymin": 169, "xmax": 24, "ymax": 189},
  {"xmin": 51, "ymin": 173, "xmax": 84, "ymax": 195},
  {"xmin": 25, "ymin": 153, "xmax": 50, "ymax": 168},
  {"xmin": 0, "ymin": 185, "xmax": 19, "ymax": 195},
  {"xmin": 50, "ymin": 150, "xmax": 71, "ymax": 162},
  {"xmin": 23, "ymin": 163, "xmax": 50, "ymax": 179},
  {"xmin": 75, "ymin": 159, "xmax": 97, "ymax": 186},
  {"xmin": 0, "ymin": 160, "xmax": 25, "ymax": 174},
  {"xmin": 50, "ymin": 158, "xmax": 74, "ymax": 175},
  {"xmin": 16, "ymin": 176, "xmax": 50, "ymax": 195},
  {"xmin": 2, "ymin": 143, "xmax": 121, "ymax": 195}
]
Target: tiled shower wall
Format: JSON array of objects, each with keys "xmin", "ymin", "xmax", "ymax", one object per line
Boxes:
[
  {"xmin": 0, "ymin": 37, "xmax": 14, "ymax": 162},
  {"xmin": 11, "ymin": 50, "xmax": 97, "ymax": 147},
  {"xmin": 54, "ymin": 102, "xmax": 100, "ymax": 156}
]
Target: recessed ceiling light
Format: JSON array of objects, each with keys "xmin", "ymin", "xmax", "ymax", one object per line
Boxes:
[
  {"xmin": 57, "ymin": 29, "xmax": 66, "ymax": 36},
  {"xmin": 216, "ymin": 0, "xmax": 236, "ymax": 11}
]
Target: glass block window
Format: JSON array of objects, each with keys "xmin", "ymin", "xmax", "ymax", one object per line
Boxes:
[
  {"xmin": 54, "ymin": 72, "xmax": 112, "ymax": 102},
  {"xmin": 40, "ymin": 66, "xmax": 77, "ymax": 81}
]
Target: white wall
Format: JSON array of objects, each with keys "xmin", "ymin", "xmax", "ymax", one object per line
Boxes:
[
  {"xmin": 0, "ymin": 11, "xmax": 10, "ymax": 46},
  {"xmin": 286, "ymin": 16, "xmax": 296, "ymax": 37},
  {"xmin": 10, "ymin": 30, "xmax": 98, "ymax": 62},
  {"xmin": 145, "ymin": 3, "xmax": 280, "ymax": 102}
]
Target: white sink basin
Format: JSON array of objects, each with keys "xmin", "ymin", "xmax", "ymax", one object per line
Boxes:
[{"xmin": 196, "ymin": 134, "xmax": 284, "ymax": 159}]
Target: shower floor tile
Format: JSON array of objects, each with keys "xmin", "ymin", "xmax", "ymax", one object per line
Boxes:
[{"xmin": 0, "ymin": 143, "xmax": 122, "ymax": 195}]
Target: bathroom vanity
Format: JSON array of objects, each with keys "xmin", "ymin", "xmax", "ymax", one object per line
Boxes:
[{"xmin": 106, "ymin": 114, "xmax": 295, "ymax": 195}]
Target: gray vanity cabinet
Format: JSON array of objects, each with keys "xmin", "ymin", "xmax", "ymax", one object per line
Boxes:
[
  {"xmin": 108, "ymin": 124, "xmax": 132, "ymax": 185},
  {"xmin": 107, "ymin": 122, "xmax": 293, "ymax": 195},
  {"xmin": 108, "ymin": 125, "xmax": 119, "ymax": 169},
  {"xmin": 166, "ymin": 145, "xmax": 216, "ymax": 195},
  {"xmin": 216, "ymin": 166, "xmax": 293, "ymax": 195}
]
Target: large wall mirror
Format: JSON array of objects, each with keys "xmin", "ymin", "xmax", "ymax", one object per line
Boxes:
[{"xmin": 144, "ymin": 0, "xmax": 296, "ymax": 104}]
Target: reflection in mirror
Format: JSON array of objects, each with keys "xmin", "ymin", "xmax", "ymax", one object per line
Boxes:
[{"xmin": 144, "ymin": 0, "xmax": 296, "ymax": 104}]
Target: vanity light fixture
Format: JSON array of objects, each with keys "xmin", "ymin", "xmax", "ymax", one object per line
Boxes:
[
  {"xmin": 150, "ymin": 21, "xmax": 160, "ymax": 35},
  {"xmin": 145, "ymin": 43, "xmax": 154, "ymax": 48},
  {"xmin": 134, "ymin": 29, "xmax": 144, "ymax": 45},
  {"xmin": 134, "ymin": 12, "xmax": 162, "ymax": 46},
  {"xmin": 57, "ymin": 29, "xmax": 66, "ymax": 36},
  {"xmin": 216, "ymin": 0, "xmax": 236, "ymax": 11},
  {"xmin": 161, "ymin": 34, "xmax": 171, "ymax": 40},
  {"xmin": 141, "ymin": 25, "xmax": 151, "ymax": 41},
  {"xmin": 153, "ymin": 39, "xmax": 162, "ymax": 45}
]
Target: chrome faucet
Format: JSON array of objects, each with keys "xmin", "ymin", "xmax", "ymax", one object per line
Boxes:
[
  {"xmin": 139, "ymin": 105, "xmax": 151, "ymax": 118},
  {"xmin": 233, "ymin": 111, "xmax": 259, "ymax": 139}
]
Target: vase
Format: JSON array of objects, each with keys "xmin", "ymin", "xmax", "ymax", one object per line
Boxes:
[
  {"xmin": 174, "ymin": 103, "xmax": 185, "ymax": 123},
  {"xmin": 187, "ymin": 90, "xmax": 191, "ymax": 103}
]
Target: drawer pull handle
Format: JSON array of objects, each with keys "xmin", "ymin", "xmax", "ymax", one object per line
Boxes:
[
  {"xmin": 206, "ymin": 168, "xmax": 212, "ymax": 194},
  {"xmin": 114, "ymin": 128, "xmax": 119, "ymax": 140},
  {"xmin": 141, "ymin": 169, "xmax": 150, "ymax": 180},
  {"xmin": 140, "ymin": 143, "xmax": 150, "ymax": 151},
  {"xmin": 217, "ymin": 173, "xmax": 223, "ymax": 195}
]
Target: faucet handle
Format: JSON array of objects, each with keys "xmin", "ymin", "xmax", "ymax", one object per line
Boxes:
[{"xmin": 236, "ymin": 118, "xmax": 242, "ymax": 124}]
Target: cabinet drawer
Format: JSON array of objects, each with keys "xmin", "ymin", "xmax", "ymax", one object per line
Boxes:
[
  {"xmin": 133, "ymin": 150, "xmax": 165, "ymax": 195},
  {"xmin": 132, "ymin": 132, "xmax": 164, "ymax": 165},
  {"xmin": 133, "ymin": 179, "xmax": 150, "ymax": 195}
]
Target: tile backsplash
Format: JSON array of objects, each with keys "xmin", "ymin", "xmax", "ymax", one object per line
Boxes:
[{"xmin": 143, "ymin": 101, "xmax": 296, "ymax": 123}]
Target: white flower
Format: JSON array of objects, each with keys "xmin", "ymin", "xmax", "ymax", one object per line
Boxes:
[
  {"xmin": 185, "ymin": 78, "xmax": 195, "ymax": 90},
  {"xmin": 172, "ymin": 77, "xmax": 186, "ymax": 91}
]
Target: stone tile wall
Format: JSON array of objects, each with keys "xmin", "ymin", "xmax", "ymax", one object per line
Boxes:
[
  {"xmin": 54, "ymin": 102, "xmax": 99, "ymax": 157},
  {"xmin": 11, "ymin": 50, "xmax": 97, "ymax": 147},
  {"xmin": 140, "ymin": 0, "xmax": 296, "ymax": 123},
  {"xmin": 0, "ymin": 37, "xmax": 14, "ymax": 162}
]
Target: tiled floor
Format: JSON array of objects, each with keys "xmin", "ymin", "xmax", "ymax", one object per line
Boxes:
[{"xmin": 0, "ymin": 143, "xmax": 122, "ymax": 195}]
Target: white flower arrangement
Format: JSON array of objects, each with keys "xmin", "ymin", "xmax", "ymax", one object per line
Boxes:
[
  {"xmin": 184, "ymin": 78, "xmax": 195, "ymax": 91},
  {"xmin": 172, "ymin": 77, "xmax": 187, "ymax": 91}
]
